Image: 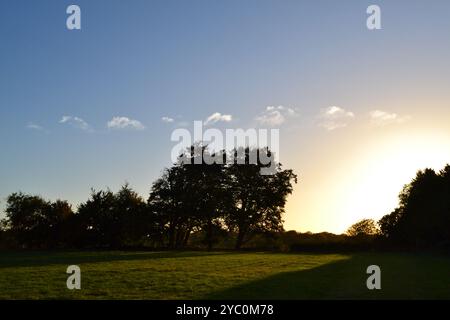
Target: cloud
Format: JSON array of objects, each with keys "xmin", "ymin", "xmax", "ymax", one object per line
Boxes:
[
  {"xmin": 255, "ymin": 105, "xmax": 298, "ymax": 126},
  {"xmin": 318, "ymin": 106, "xmax": 355, "ymax": 131},
  {"xmin": 107, "ymin": 116, "xmax": 145, "ymax": 130},
  {"xmin": 369, "ymin": 110, "xmax": 410, "ymax": 126},
  {"xmin": 204, "ymin": 112, "xmax": 232, "ymax": 125},
  {"xmin": 161, "ymin": 116, "xmax": 174, "ymax": 123},
  {"xmin": 59, "ymin": 116, "xmax": 92, "ymax": 131},
  {"xmin": 27, "ymin": 123, "xmax": 45, "ymax": 131}
]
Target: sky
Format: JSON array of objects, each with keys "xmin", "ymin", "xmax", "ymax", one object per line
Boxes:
[{"xmin": 1, "ymin": 0, "xmax": 450, "ymax": 233}]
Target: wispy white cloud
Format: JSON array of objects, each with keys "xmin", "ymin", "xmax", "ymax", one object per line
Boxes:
[
  {"xmin": 204, "ymin": 112, "xmax": 232, "ymax": 125},
  {"xmin": 59, "ymin": 116, "xmax": 92, "ymax": 132},
  {"xmin": 255, "ymin": 105, "xmax": 298, "ymax": 127},
  {"xmin": 27, "ymin": 123, "xmax": 45, "ymax": 131},
  {"xmin": 369, "ymin": 110, "xmax": 410, "ymax": 126},
  {"xmin": 318, "ymin": 106, "xmax": 355, "ymax": 131},
  {"xmin": 161, "ymin": 116, "xmax": 174, "ymax": 123},
  {"xmin": 27, "ymin": 122, "xmax": 51, "ymax": 134},
  {"xmin": 107, "ymin": 116, "xmax": 145, "ymax": 130}
]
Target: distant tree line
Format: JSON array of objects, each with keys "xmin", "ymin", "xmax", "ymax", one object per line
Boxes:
[{"xmin": 0, "ymin": 146, "xmax": 297, "ymax": 250}]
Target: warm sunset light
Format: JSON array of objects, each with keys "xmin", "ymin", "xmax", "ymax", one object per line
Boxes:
[
  {"xmin": 338, "ymin": 131, "xmax": 450, "ymax": 231},
  {"xmin": 285, "ymin": 127, "xmax": 450, "ymax": 233},
  {"xmin": 1, "ymin": 0, "xmax": 450, "ymax": 304}
]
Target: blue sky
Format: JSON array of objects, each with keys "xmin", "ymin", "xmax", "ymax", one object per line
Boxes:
[{"xmin": 1, "ymin": 0, "xmax": 450, "ymax": 232}]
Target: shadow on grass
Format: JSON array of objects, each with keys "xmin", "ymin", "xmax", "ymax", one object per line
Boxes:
[
  {"xmin": 0, "ymin": 250, "xmax": 231, "ymax": 269},
  {"xmin": 203, "ymin": 254, "xmax": 380, "ymax": 300}
]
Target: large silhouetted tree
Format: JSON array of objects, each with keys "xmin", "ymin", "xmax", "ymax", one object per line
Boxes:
[
  {"xmin": 225, "ymin": 147, "xmax": 297, "ymax": 249},
  {"xmin": 148, "ymin": 145, "xmax": 230, "ymax": 249},
  {"xmin": 180, "ymin": 145, "xmax": 230, "ymax": 250}
]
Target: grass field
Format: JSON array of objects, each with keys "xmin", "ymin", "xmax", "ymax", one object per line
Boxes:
[{"xmin": 0, "ymin": 251, "xmax": 449, "ymax": 299}]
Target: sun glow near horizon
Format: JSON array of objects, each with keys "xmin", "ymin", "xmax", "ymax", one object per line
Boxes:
[{"xmin": 284, "ymin": 127, "xmax": 450, "ymax": 234}]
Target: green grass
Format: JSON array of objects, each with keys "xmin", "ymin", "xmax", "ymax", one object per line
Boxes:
[{"xmin": 0, "ymin": 250, "xmax": 449, "ymax": 299}]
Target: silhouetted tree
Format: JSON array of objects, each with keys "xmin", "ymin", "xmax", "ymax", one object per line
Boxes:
[
  {"xmin": 76, "ymin": 185, "xmax": 156, "ymax": 248},
  {"xmin": 180, "ymin": 145, "xmax": 230, "ymax": 250},
  {"xmin": 149, "ymin": 165, "xmax": 193, "ymax": 248},
  {"xmin": 149, "ymin": 145, "xmax": 230, "ymax": 249},
  {"xmin": 378, "ymin": 208, "xmax": 403, "ymax": 240},
  {"xmin": 3, "ymin": 193, "xmax": 73, "ymax": 248},
  {"xmin": 114, "ymin": 184, "xmax": 158, "ymax": 246},
  {"xmin": 47, "ymin": 200, "xmax": 74, "ymax": 247},
  {"xmin": 76, "ymin": 189, "xmax": 117, "ymax": 247},
  {"xmin": 378, "ymin": 165, "xmax": 450, "ymax": 249},
  {"xmin": 225, "ymin": 147, "xmax": 297, "ymax": 249},
  {"xmin": 346, "ymin": 219, "xmax": 379, "ymax": 237}
]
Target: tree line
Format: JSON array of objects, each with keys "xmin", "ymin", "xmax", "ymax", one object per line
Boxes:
[
  {"xmin": 0, "ymin": 146, "xmax": 297, "ymax": 250},
  {"xmin": 1, "ymin": 145, "xmax": 448, "ymax": 252}
]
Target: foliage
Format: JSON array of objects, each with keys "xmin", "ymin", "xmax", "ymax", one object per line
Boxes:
[
  {"xmin": 346, "ymin": 219, "xmax": 379, "ymax": 237},
  {"xmin": 225, "ymin": 147, "xmax": 297, "ymax": 249},
  {"xmin": 2, "ymin": 193, "xmax": 73, "ymax": 248},
  {"xmin": 378, "ymin": 165, "xmax": 450, "ymax": 249}
]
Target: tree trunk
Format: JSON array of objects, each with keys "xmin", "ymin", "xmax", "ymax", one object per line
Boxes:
[
  {"xmin": 206, "ymin": 219, "xmax": 213, "ymax": 251},
  {"xmin": 183, "ymin": 226, "xmax": 192, "ymax": 246},
  {"xmin": 235, "ymin": 229, "xmax": 245, "ymax": 250},
  {"xmin": 175, "ymin": 225, "xmax": 184, "ymax": 248},
  {"xmin": 168, "ymin": 220, "xmax": 176, "ymax": 249}
]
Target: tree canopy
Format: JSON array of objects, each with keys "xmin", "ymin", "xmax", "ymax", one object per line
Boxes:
[{"xmin": 346, "ymin": 219, "xmax": 379, "ymax": 237}]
